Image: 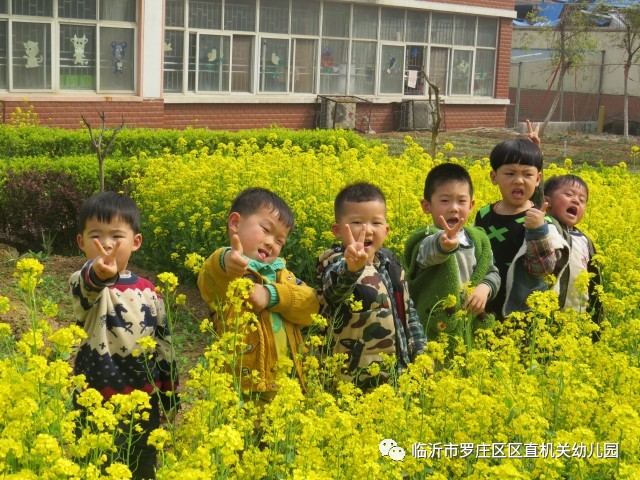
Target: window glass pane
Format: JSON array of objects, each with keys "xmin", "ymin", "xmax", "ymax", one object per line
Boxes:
[
  {"xmin": 406, "ymin": 10, "xmax": 428, "ymax": 43},
  {"xmin": 100, "ymin": 0, "xmax": 135, "ymax": 22},
  {"xmin": 198, "ymin": 34, "xmax": 230, "ymax": 92},
  {"xmin": 260, "ymin": 0, "xmax": 288, "ymax": 34},
  {"xmin": 231, "ymin": 35, "xmax": 253, "ymax": 92},
  {"xmin": 454, "ymin": 16, "xmax": 475, "ymax": 46},
  {"xmin": 451, "ymin": 49, "xmax": 472, "ymax": 95},
  {"xmin": 322, "ymin": 2, "xmax": 349, "ymax": 38},
  {"xmin": 474, "ymin": 49, "xmax": 494, "ymax": 96},
  {"xmin": 60, "ymin": 24, "xmax": 95, "ymax": 90},
  {"xmin": 260, "ymin": 37, "xmax": 288, "ymax": 92},
  {"xmin": 429, "ymin": 46, "xmax": 449, "ymax": 95},
  {"xmin": 13, "ymin": 22, "xmax": 50, "ymax": 89},
  {"xmin": 0, "ymin": 21, "xmax": 6, "ymax": 88},
  {"xmin": 477, "ymin": 17, "xmax": 497, "ymax": 48},
  {"xmin": 352, "ymin": 5, "xmax": 377, "ymax": 40},
  {"xmin": 59, "ymin": 0, "xmax": 96, "ymax": 20},
  {"xmin": 165, "ymin": 0, "xmax": 184, "ymax": 27},
  {"xmin": 349, "ymin": 40, "xmax": 374, "ymax": 95},
  {"xmin": 380, "ymin": 44, "xmax": 403, "ymax": 94},
  {"xmin": 225, "ymin": 0, "xmax": 255, "ymax": 32},
  {"xmin": 291, "ymin": 38, "xmax": 316, "ymax": 93},
  {"xmin": 99, "ymin": 27, "xmax": 135, "ymax": 90},
  {"xmin": 431, "ymin": 13, "xmax": 452, "ymax": 44},
  {"xmin": 381, "ymin": 8, "xmax": 404, "ymax": 42},
  {"xmin": 189, "ymin": 0, "xmax": 221, "ymax": 29},
  {"xmin": 404, "ymin": 45, "xmax": 425, "ymax": 95},
  {"xmin": 291, "ymin": 0, "xmax": 318, "ymax": 36},
  {"xmin": 164, "ymin": 29, "xmax": 184, "ymax": 92},
  {"xmin": 319, "ymin": 39, "xmax": 347, "ymax": 94},
  {"xmin": 13, "ymin": 0, "xmax": 52, "ymax": 17},
  {"xmin": 0, "ymin": 1, "xmax": 6, "ymax": 14}
]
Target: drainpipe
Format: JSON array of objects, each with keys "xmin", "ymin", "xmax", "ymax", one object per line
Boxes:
[{"xmin": 514, "ymin": 61, "xmax": 522, "ymax": 129}]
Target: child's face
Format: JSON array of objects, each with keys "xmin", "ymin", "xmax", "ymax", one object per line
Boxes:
[
  {"xmin": 332, "ymin": 200, "xmax": 389, "ymax": 262},
  {"xmin": 490, "ymin": 164, "xmax": 542, "ymax": 212},
  {"xmin": 546, "ymin": 182, "xmax": 587, "ymax": 228},
  {"xmin": 421, "ymin": 180, "xmax": 475, "ymax": 229},
  {"xmin": 77, "ymin": 216, "xmax": 142, "ymax": 274},
  {"xmin": 229, "ymin": 206, "xmax": 290, "ymax": 264}
]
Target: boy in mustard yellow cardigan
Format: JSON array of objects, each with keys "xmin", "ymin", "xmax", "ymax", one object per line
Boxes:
[{"xmin": 198, "ymin": 187, "xmax": 319, "ymax": 399}]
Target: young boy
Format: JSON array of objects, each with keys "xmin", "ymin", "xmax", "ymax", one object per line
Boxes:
[
  {"xmin": 70, "ymin": 192, "xmax": 178, "ymax": 480},
  {"xmin": 317, "ymin": 182, "xmax": 426, "ymax": 390},
  {"xmin": 197, "ymin": 187, "xmax": 318, "ymax": 399},
  {"xmin": 474, "ymin": 138, "xmax": 569, "ymax": 318},
  {"xmin": 404, "ymin": 163, "xmax": 501, "ymax": 338},
  {"xmin": 544, "ymin": 174, "xmax": 603, "ymax": 328}
]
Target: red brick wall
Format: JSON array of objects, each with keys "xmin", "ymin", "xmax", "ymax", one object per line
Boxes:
[
  {"xmin": 0, "ymin": 99, "xmax": 164, "ymax": 129},
  {"xmin": 2, "ymin": 99, "xmax": 507, "ymax": 132},
  {"xmin": 507, "ymin": 88, "xmax": 640, "ymax": 127}
]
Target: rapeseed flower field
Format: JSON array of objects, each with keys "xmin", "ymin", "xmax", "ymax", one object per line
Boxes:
[{"xmin": 0, "ymin": 133, "xmax": 639, "ymax": 479}]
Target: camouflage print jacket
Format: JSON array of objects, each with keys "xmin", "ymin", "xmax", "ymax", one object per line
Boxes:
[{"xmin": 318, "ymin": 246, "xmax": 426, "ymax": 388}]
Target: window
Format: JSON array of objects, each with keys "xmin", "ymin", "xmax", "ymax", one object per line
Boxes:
[
  {"xmin": 260, "ymin": 0, "xmax": 288, "ymax": 34},
  {"xmin": 162, "ymin": 1, "xmax": 499, "ymax": 99},
  {"xmin": 0, "ymin": 0, "xmax": 136, "ymax": 93}
]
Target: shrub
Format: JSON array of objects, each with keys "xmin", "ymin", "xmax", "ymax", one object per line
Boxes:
[{"xmin": 0, "ymin": 169, "xmax": 88, "ymax": 253}]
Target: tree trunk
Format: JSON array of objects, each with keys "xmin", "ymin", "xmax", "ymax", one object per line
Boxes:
[
  {"xmin": 539, "ymin": 63, "xmax": 568, "ymax": 138},
  {"xmin": 623, "ymin": 60, "xmax": 630, "ymax": 142}
]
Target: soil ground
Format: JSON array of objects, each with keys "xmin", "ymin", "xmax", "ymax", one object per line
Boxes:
[{"xmin": 1, "ymin": 128, "xmax": 638, "ymax": 374}]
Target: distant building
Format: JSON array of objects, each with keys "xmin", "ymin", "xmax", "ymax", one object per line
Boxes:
[{"xmin": 0, "ymin": 1, "xmax": 517, "ymax": 132}]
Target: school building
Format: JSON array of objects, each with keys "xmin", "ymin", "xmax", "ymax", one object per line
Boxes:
[{"xmin": 0, "ymin": 1, "xmax": 516, "ymax": 132}]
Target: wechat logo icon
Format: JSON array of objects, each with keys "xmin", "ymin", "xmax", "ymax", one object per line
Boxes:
[{"xmin": 379, "ymin": 438, "xmax": 406, "ymax": 462}]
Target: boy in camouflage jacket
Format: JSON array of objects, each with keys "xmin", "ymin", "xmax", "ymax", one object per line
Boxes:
[{"xmin": 317, "ymin": 183, "xmax": 426, "ymax": 390}]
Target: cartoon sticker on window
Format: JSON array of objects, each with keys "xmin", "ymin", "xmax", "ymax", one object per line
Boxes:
[
  {"xmin": 71, "ymin": 34, "xmax": 89, "ymax": 66},
  {"xmin": 24, "ymin": 41, "xmax": 44, "ymax": 68},
  {"xmin": 111, "ymin": 41, "xmax": 127, "ymax": 74}
]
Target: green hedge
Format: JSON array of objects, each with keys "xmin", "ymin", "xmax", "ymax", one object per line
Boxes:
[{"xmin": 0, "ymin": 125, "xmax": 381, "ymax": 159}]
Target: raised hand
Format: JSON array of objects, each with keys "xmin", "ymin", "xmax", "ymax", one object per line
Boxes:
[
  {"xmin": 343, "ymin": 224, "xmax": 368, "ymax": 272},
  {"xmin": 91, "ymin": 238, "xmax": 121, "ymax": 281},
  {"xmin": 524, "ymin": 201, "xmax": 548, "ymax": 230},
  {"xmin": 439, "ymin": 215, "xmax": 464, "ymax": 252},
  {"xmin": 525, "ymin": 119, "xmax": 541, "ymax": 148},
  {"xmin": 225, "ymin": 234, "xmax": 250, "ymax": 278}
]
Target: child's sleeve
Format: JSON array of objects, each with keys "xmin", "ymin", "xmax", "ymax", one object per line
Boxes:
[
  {"xmin": 270, "ymin": 271, "xmax": 319, "ymax": 327},
  {"xmin": 321, "ymin": 254, "xmax": 363, "ymax": 308},
  {"xmin": 405, "ymin": 296, "xmax": 427, "ymax": 360},
  {"xmin": 523, "ymin": 224, "xmax": 568, "ymax": 278},
  {"xmin": 69, "ymin": 260, "xmax": 118, "ymax": 326},
  {"xmin": 481, "ymin": 257, "xmax": 501, "ymax": 300},
  {"xmin": 415, "ymin": 231, "xmax": 456, "ymax": 268},
  {"xmin": 197, "ymin": 248, "xmax": 230, "ymax": 309}
]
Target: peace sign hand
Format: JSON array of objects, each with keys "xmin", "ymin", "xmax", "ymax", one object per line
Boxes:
[
  {"xmin": 525, "ymin": 119, "xmax": 541, "ymax": 148},
  {"xmin": 225, "ymin": 234, "xmax": 250, "ymax": 278},
  {"xmin": 524, "ymin": 202, "xmax": 548, "ymax": 230},
  {"xmin": 91, "ymin": 239, "xmax": 121, "ymax": 281},
  {"xmin": 439, "ymin": 216, "xmax": 464, "ymax": 252},
  {"xmin": 343, "ymin": 224, "xmax": 368, "ymax": 273}
]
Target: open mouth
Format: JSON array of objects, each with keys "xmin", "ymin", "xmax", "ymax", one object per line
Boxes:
[
  {"xmin": 363, "ymin": 240, "xmax": 373, "ymax": 248},
  {"xmin": 567, "ymin": 206, "xmax": 578, "ymax": 216},
  {"xmin": 512, "ymin": 189, "xmax": 525, "ymax": 198},
  {"xmin": 446, "ymin": 218, "xmax": 459, "ymax": 229},
  {"xmin": 258, "ymin": 249, "xmax": 269, "ymax": 261}
]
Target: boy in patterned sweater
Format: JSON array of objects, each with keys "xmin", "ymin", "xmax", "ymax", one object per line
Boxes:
[{"xmin": 70, "ymin": 192, "xmax": 178, "ymax": 480}]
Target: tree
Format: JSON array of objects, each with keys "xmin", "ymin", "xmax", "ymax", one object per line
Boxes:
[
  {"xmin": 420, "ymin": 71, "xmax": 443, "ymax": 158},
  {"xmin": 81, "ymin": 111, "xmax": 125, "ymax": 193},
  {"xmin": 607, "ymin": 4, "xmax": 640, "ymax": 141},
  {"xmin": 534, "ymin": 1, "xmax": 599, "ymax": 137}
]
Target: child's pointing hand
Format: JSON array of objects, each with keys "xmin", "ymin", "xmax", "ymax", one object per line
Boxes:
[
  {"xmin": 343, "ymin": 224, "xmax": 368, "ymax": 273},
  {"xmin": 92, "ymin": 239, "xmax": 121, "ymax": 280}
]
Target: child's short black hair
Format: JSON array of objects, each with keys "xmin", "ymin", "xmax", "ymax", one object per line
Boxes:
[
  {"xmin": 489, "ymin": 138, "xmax": 543, "ymax": 172},
  {"xmin": 424, "ymin": 163, "xmax": 473, "ymax": 201},
  {"xmin": 78, "ymin": 191, "xmax": 141, "ymax": 234},
  {"xmin": 230, "ymin": 187, "xmax": 294, "ymax": 231},
  {"xmin": 544, "ymin": 174, "xmax": 589, "ymax": 200},
  {"xmin": 334, "ymin": 182, "xmax": 386, "ymax": 220}
]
